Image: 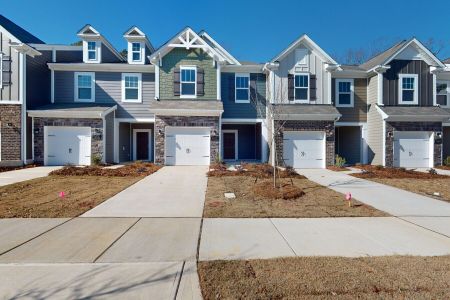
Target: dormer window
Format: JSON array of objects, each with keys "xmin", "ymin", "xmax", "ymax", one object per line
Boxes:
[
  {"xmin": 131, "ymin": 42, "xmax": 141, "ymax": 61},
  {"xmin": 87, "ymin": 41, "xmax": 97, "ymax": 60},
  {"xmin": 82, "ymin": 40, "xmax": 101, "ymax": 63}
]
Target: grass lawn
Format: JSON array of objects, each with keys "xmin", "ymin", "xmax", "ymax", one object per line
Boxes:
[
  {"xmin": 204, "ymin": 175, "xmax": 387, "ymax": 218},
  {"xmin": 198, "ymin": 256, "xmax": 450, "ymax": 299},
  {"xmin": 352, "ymin": 165, "xmax": 450, "ymax": 203}
]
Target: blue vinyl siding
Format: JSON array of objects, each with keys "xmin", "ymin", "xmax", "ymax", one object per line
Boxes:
[{"xmin": 222, "ymin": 124, "xmax": 261, "ymax": 160}]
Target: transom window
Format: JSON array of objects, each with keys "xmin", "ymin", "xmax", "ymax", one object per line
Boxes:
[
  {"xmin": 335, "ymin": 79, "xmax": 354, "ymax": 107},
  {"xmin": 399, "ymin": 74, "xmax": 418, "ymax": 104},
  {"xmin": 235, "ymin": 73, "xmax": 250, "ymax": 103},
  {"xmin": 87, "ymin": 41, "xmax": 97, "ymax": 61},
  {"xmin": 294, "ymin": 73, "xmax": 309, "ymax": 102},
  {"xmin": 180, "ymin": 66, "xmax": 196, "ymax": 97},
  {"xmin": 75, "ymin": 72, "xmax": 95, "ymax": 102},
  {"xmin": 437, "ymin": 81, "xmax": 450, "ymax": 107},
  {"xmin": 131, "ymin": 42, "xmax": 141, "ymax": 61},
  {"xmin": 122, "ymin": 73, "xmax": 142, "ymax": 102}
]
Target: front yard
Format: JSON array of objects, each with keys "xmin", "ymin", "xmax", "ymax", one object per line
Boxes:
[
  {"xmin": 0, "ymin": 162, "xmax": 161, "ymax": 218},
  {"xmin": 198, "ymin": 256, "xmax": 450, "ymax": 299},
  {"xmin": 204, "ymin": 164, "xmax": 387, "ymax": 218},
  {"xmin": 352, "ymin": 165, "xmax": 450, "ymax": 203}
]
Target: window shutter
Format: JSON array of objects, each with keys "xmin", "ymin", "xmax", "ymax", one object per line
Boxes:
[
  {"xmin": 288, "ymin": 74, "xmax": 294, "ymax": 101},
  {"xmin": 229, "ymin": 74, "xmax": 235, "ymax": 102},
  {"xmin": 2, "ymin": 55, "xmax": 11, "ymax": 86},
  {"xmin": 173, "ymin": 67, "xmax": 180, "ymax": 96},
  {"xmin": 310, "ymin": 74, "xmax": 317, "ymax": 101},
  {"xmin": 197, "ymin": 67, "xmax": 204, "ymax": 96}
]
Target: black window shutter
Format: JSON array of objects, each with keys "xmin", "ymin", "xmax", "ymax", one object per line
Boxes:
[
  {"xmin": 197, "ymin": 67, "xmax": 204, "ymax": 96},
  {"xmin": 288, "ymin": 74, "xmax": 294, "ymax": 101},
  {"xmin": 2, "ymin": 55, "xmax": 11, "ymax": 86},
  {"xmin": 310, "ymin": 74, "xmax": 317, "ymax": 101},
  {"xmin": 229, "ymin": 73, "xmax": 235, "ymax": 101},
  {"xmin": 173, "ymin": 67, "xmax": 180, "ymax": 96}
]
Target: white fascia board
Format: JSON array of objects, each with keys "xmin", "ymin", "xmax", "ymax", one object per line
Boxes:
[
  {"xmin": 335, "ymin": 121, "xmax": 367, "ymax": 126},
  {"xmin": 28, "ymin": 110, "xmax": 104, "ymax": 118},
  {"xmin": 100, "ymin": 105, "xmax": 117, "ymax": 117},
  {"xmin": 375, "ymin": 105, "xmax": 389, "ymax": 120},
  {"xmin": 10, "ymin": 43, "xmax": 41, "ymax": 57},
  {"xmin": 48, "ymin": 63, "xmax": 155, "ymax": 72},
  {"xmin": 115, "ymin": 117, "xmax": 156, "ymax": 123},
  {"xmin": 29, "ymin": 44, "xmax": 82, "ymax": 51},
  {"xmin": 0, "ymin": 25, "xmax": 21, "ymax": 43},
  {"xmin": 149, "ymin": 109, "xmax": 223, "ymax": 116},
  {"xmin": 221, "ymin": 65, "xmax": 264, "ymax": 73},
  {"xmin": 331, "ymin": 70, "xmax": 368, "ymax": 79},
  {"xmin": 199, "ymin": 31, "xmax": 240, "ymax": 65},
  {"xmin": 274, "ymin": 113, "xmax": 341, "ymax": 121},
  {"xmin": 221, "ymin": 118, "xmax": 265, "ymax": 123},
  {"xmin": 385, "ymin": 115, "xmax": 450, "ymax": 122}
]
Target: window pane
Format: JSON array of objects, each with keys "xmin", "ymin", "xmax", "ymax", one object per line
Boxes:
[
  {"xmin": 88, "ymin": 51, "xmax": 96, "ymax": 60},
  {"xmin": 181, "ymin": 82, "xmax": 195, "ymax": 95},
  {"xmin": 132, "ymin": 52, "xmax": 140, "ymax": 61},
  {"xmin": 339, "ymin": 93, "xmax": 351, "ymax": 104},
  {"xmin": 236, "ymin": 76, "xmax": 249, "ymax": 88},
  {"xmin": 339, "ymin": 82, "xmax": 350, "ymax": 93},
  {"xmin": 402, "ymin": 77, "xmax": 414, "ymax": 89},
  {"xmin": 78, "ymin": 87, "xmax": 91, "ymax": 99},
  {"xmin": 295, "ymin": 88, "xmax": 308, "ymax": 100},
  {"xmin": 88, "ymin": 42, "xmax": 96, "ymax": 50},
  {"xmin": 132, "ymin": 42, "xmax": 140, "ymax": 52},
  {"xmin": 402, "ymin": 90, "xmax": 414, "ymax": 102},
  {"xmin": 437, "ymin": 83, "xmax": 447, "ymax": 94},
  {"xmin": 125, "ymin": 76, "xmax": 138, "ymax": 88},
  {"xmin": 181, "ymin": 69, "xmax": 195, "ymax": 83},
  {"xmin": 437, "ymin": 95, "xmax": 447, "ymax": 106},
  {"xmin": 295, "ymin": 75, "xmax": 308, "ymax": 88},
  {"xmin": 78, "ymin": 75, "xmax": 91, "ymax": 88},
  {"xmin": 125, "ymin": 88, "xmax": 138, "ymax": 100},
  {"xmin": 236, "ymin": 89, "xmax": 249, "ymax": 101}
]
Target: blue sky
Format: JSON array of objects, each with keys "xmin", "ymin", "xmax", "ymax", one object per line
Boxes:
[{"xmin": 3, "ymin": 0, "xmax": 450, "ymax": 63}]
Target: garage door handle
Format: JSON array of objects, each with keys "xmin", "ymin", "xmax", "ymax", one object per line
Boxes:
[
  {"xmin": 202, "ymin": 156, "xmax": 210, "ymax": 157},
  {"xmin": 166, "ymin": 156, "xmax": 174, "ymax": 158},
  {"xmin": 48, "ymin": 155, "xmax": 55, "ymax": 158}
]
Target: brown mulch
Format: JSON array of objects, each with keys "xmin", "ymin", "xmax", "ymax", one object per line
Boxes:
[
  {"xmin": 49, "ymin": 162, "xmax": 161, "ymax": 177},
  {"xmin": 0, "ymin": 164, "xmax": 39, "ymax": 173},
  {"xmin": 352, "ymin": 164, "xmax": 448, "ymax": 179},
  {"xmin": 198, "ymin": 256, "xmax": 450, "ymax": 299},
  {"xmin": 437, "ymin": 165, "xmax": 450, "ymax": 170},
  {"xmin": 203, "ymin": 176, "xmax": 387, "ymax": 218},
  {"xmin": 208, "ymin": 163, "xmax": 306, "ymax": 179}
]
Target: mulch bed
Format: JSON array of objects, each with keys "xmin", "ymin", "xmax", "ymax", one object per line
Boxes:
[
  {"xmin": 49, "ymin": 162, "xmax": 161, "ymax": 177},
  {"xmin": 208, "ymin": 163, "xmax": 306, "ymax": 179},
  {"xmin": 437, "ymin": 165, "xmax": 450, "ymax": 171},
  {"xmin": 0, "ymin": 164, "xmax": 39, "ymax": 173},
  {"xmin": 352, "ymin": 165, "xmax": 448, "ymax": 179}
]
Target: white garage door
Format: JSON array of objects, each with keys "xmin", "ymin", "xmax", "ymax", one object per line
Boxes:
[
  {"xmin": 394, "ymin": 131, "xmax": 431, "ymax": 168},
  {"xmin": 283, "ymin": 131, "xmax": 325, "ymax": 169},
  {"xmin": 165, "ymin": 127, "xmax": 210, "ymax": 165},
  {"xmin": 45, "ymin": 126, "xmax": 91, "ymax": 166}
]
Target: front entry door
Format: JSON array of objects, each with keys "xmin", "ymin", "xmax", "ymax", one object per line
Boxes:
[
  {"xmin": 133, "ymin": 129, "xmax": 152, "ymax": 161},
  {"xmin": 222, "ymin": 131, "xmax": 237, "ymax": 160}
]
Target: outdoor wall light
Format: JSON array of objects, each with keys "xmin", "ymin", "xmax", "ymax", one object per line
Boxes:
[
  {"xmin": 34, "ymin": 128, "xmax": 40, "ymax": 134},
  {"xmin": 7, "ymin": 123, "xmax": 13, "ymax": 127},
  {"xmin": 387, "ymin": 131, "xmax": 394, "ymax": 138},
  {"xmin": 436, "ymin": 132, "xmax": 442, "ymax": 139}
]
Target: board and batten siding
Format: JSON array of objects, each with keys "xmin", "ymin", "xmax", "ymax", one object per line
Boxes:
[
  {"xmin": 104, "ymin": 111, "xmax": 115, "ymax": 163},
  {"xmin": 221, "ymin": 72, "xmax": 266, "ymax": 119},
  {"xmin": 54, "ymin": 71, "xmax": 155, "ymax": 118},
  {"xmin": 366, "ymin": 75, "xmax": 383, "ymax": 165},
  {"xmin": 383, "ymin": 60, "xmax": 433, "ymax": 106},
  {"xmin": 332, "ymin": 78, "xmax": 367, "ymax": 122},
  {"xmin": 26, "ymin": 50, "xmax": 52, "ymax": 109},
  {"xmin": 0, "ymin": 31, "xmax": 20, "ymax": 101},
  {"xmin": 273, "ymin": 45, "xmax": 329, "ymax": 104}
]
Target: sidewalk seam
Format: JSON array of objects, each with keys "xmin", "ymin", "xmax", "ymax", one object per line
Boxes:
[{"xmin": 269, "ymin": 219, "xmax": 297, "ymax": 256}]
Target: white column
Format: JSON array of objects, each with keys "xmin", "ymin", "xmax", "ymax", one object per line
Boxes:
[
  {"xmin": 261, "ymin": 119, "xmax": 269, "ymax": 163},
  {"xmin": 361, "ymin": 123, "xmax": 368, "ymax": 164},
  {"xmin": 377, "ymin": 72, "xmax": 383, "ymax": 105},
  {"xmin": 19, "ymin": 52, "xmax": 27, "ymax": 163},
  {"xmin": 216, "ymin": 63, "xmax": 221, "ymax": 100},
  {"xmin": 155, "ymin": 64, "xmax": 160, "ymax": 99}
]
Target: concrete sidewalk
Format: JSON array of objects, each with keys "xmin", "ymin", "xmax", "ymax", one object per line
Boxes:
[
  {"xmin": 0, "ymin": 166, "xmax": 61, "ymax": 186},
  {"xmin": 82, "ymin": 166, "xmax": 208, "ymax": 218},
  {"xmin": 199, "ymin": 217, "xmax": 450, "ymax": 261}
]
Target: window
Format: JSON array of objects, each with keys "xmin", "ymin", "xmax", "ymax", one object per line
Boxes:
[
  {"xmin": 87, "ymin": 41, "xmax": 97, "ymax": 61},
  {"xmin": 335, "ymin": 79, "xmax": 354, "ymax": 107},
  {"xmin": 75, "ymin": 72, "xmax": 95, "ymax": 102},
  {"xmin": 131, "ymin": 42, "xmax": 141, "ymax": 61},
  {"xmin": 180, "ymin": 66, "xmax": 196, "ymax": 97},
  {"xmin": 294, "ymin": 73, "xmax": 309, "ymax": 102},
  {"xmin": 235, "ymin": 73, "xmax": 250, "ymax": 103},
  {"xmin": 437, "ymin": 81, "xmax": 450, "ymax": 107},
  {"xmin": 122, "ymin": 73, "xmax": 142, "ymax": 102},
  {"xmin": 398, "ymin": 74, "xmax": 418, "ymax": 105}
]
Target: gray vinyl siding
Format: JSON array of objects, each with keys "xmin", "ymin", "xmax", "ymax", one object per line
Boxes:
[
  {"xmin": 221, "ymin": 72, "xmax": 266, "ymax": 119},
  {"xmin": 222, "ymin": 124, "xmax": 259, "ymax": 160},
  {"xmin": 54, "ymin": 71, "xmax": 155, "ymax": 118},
  {"xmin": 119, "ymin": 122, "xmax": 131, "ymax": 162},
  {"xmin": 335, "ymin": 126, "xmax": 361, "ymax": 164},
  {"xmin": 366, "ymin": 75, "xmax": 383, "ymax": 165},
  {"xmin": 383, "ymin": 60, "xmax": 433, "ymax": 106},
  {"xmin": 273, "ymin": 45, "xmax": 329, "ymax": 104},
  {"xmin": 56, "ymin": 50, "xmax": 82, "ymax": 63},
  {"xmin": 26, "ymin": 50, "xmax": 52, "ymax": 109},
  {"xmin": 332, "ymin": 78, "xmax": 367, "ymax": 122},
  {"xmin": 104, "ymin": 111, "xmax": 114, "ymax": 163},
  {"xmin": 101, "ymin": 44, "xmax": 122, "ymax": 63},
  {"xmin": 0, "ymin": 31, "xmax": 20, "ymax": 101}
]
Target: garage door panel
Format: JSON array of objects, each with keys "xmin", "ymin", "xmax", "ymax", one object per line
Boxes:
[
  {"xmin": 165, "ymin": 127, "xmax": 210, "ymax": 166},
  {"xmin": 46, "ymin": 127, "xmax": 91, "ymax": 166},
  {"xmin": 283, "ymin": 131, "xmax": 325, "ymax": 169},
  {"xmin": 394, "ymin": 131, "xmax": 430, "ymax": 168}
]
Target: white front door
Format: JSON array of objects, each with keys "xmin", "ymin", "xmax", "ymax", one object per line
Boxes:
[
  {"xmin": 45, "ymin": 126, "xmax": 91, "ymax": 166},
  {"xmin": 393, "ymin": 131, "xmax": 431, "ymax": 168},
  {"xmin": 165, "ymin": 127, "xmax": 210, "ymax": 165},
  {"xmin": 283, "ymin": 131, "xmax": 325, "ymax": 168}
]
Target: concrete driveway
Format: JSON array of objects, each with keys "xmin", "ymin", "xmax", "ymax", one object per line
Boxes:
[
  {"xmin": 0, "ymin": 166, "xmax": 61, "ymax": 186},
  {"xmin": 82, "ymin": 166, "xmax": 208, "ymax": 218}
]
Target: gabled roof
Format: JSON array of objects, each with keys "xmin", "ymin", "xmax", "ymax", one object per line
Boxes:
[
  {"xmin": 271, "ymin": 34, "xmax": 338, "ymax": 65},
  {"xmin": 149, "ymin": 27, "xmax": 234, "ymax": 65},
  {"xmin": 123, "ymin": 26, "xmax": 155, "ymax": 52},
  {"xmin": 360, "ymin": 38, "xmax": 445, "ymax": 71},
  {"xmin": 377, "ymin": 105, "xmax": 450, "ymax": 122},
  {"xmin": 443, "ymin": 57, "xmax": 450, "ymax": 64},
  {"xmin": 0, "ymin": 14, "xmax": 44, "ymax": 44},
  {"xmin": 199, "ymin": 31, "xmax": 240, "ymax": 65},
  {"xmin": 77, "ymin": 24, "xmax": 125, "ymax": 62}
]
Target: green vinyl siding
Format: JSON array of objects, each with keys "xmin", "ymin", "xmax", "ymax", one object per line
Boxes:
[{"xmin": 160, "ymin": 48, "xmax": 217, "ymax": 100}]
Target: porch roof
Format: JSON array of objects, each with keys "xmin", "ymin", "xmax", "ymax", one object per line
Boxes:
[
  {"xmin": 28, "ymin": 103, "xmax": 117, "ymax": 119},
  {"xmin": 378, "ymin": 105, "xmax": 450, "ymax": 122},
  {"xmin": 149, "ymin": 100, "xmax": 223, "ymax": 116},
  {"xmin": 271, "ymin": 104, "xmax": 341, "ymax": 121}
]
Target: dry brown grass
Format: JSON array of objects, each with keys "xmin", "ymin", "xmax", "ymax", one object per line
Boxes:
[
  {"xmin": 0, "ymin": 175, "xmax": 142, "ymax": 218},
  {"xmin": 198, "ymin": 256, "xmax": 450, "ymax": 299},
  {"xmin": 204, "ymin": 176, "xmax": 387, "ymax": 218},
  {"xmin": 50, "ymin": 162, "xmax": 161, "ymax": 177}
]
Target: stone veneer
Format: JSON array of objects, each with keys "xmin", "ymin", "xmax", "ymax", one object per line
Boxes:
[
  {"xmin": 0, "ymin": 104, "xmax": 22, "ymax": 163},
  {"xmin": 275, "ymin": 120, "xmax": 335, "ymax": 167},
  {"xmin": 385, "ymin": 121, "xmax": 443, "ymax": 167},
  {"xmin": 33, "ymin": 118, "xmax": 103, "ymax": 164},
  {"xmin": 155, "ymin": 115, "xmax": 219, "ymax": 164}
]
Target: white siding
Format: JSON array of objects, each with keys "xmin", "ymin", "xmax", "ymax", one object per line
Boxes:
[{"xmin": 366, "ymin": 75, "xmax": 383, "ymax": 165}]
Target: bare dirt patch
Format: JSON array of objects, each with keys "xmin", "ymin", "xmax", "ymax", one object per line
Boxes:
[
  {"xmin": 208, "ymin": 163, "xmax": 305, "ymax": 179},
  {"xmin": 198, "ymin": 256, "xmax": 450, "ymax": 299},
  {"xmin": 204, "ymin": 176, "xmax": 387, "ymax": 218},
  {"xmin": 352, "ymin": 164, "xmax": 447, "ymax": 179},
  {"xmin": 50, "ymin": 162, "xmax": 161, "ymax": 177},
  {"xmin": 327, "ymin": 166, "xmax": 351, "ymax": 172}
]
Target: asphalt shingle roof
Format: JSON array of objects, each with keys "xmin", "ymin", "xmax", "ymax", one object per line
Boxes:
[{"xmin": 0, "ymin": 15, "xmax": 44, "ymax": 44}]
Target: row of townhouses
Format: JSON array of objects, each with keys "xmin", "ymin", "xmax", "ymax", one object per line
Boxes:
[{"xmin": 1, "ymin": 15, "xmax": 450, "ymax": 169}]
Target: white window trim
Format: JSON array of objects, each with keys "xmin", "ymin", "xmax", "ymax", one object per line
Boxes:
[
  {"xmin": 128, "ymin": 42, "xmax": 145, "ymax": 64},
  {"xmin": 221, "ymin": 129, "xmax": 238, "ymax": 161},
  {"xmin": 398, "ymin": 74, "xmax": 418, "ymax": 105},
  {"xmin": 83, "ymin": 41, "xmax": 101, "ymax": 63},
  {"xmin": 235, "ymin": 73, "xmax": 250, "ymax": 103},
  {"xmin": 436, "ymin": 80, "xmax": 450, "ymax": 108},
  {"xmin": 121, "ymin": 73, "xmax": 142, "ymax": 103},
  {"xmin": 180, "ymin": 66, "xmax": 197, "ymax": 99},
  {"xmin": 335, "ymin": 79, "xmax": 354, "ymax": 108},
  {"xmin": 294, "ymin": 72, "xmax": 310, "ymax": 103},
  {"xmin": 74, "ymin": 72, "xmax": 95, "ymax": 102}
]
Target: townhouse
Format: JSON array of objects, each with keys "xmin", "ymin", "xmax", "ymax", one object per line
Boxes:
[{"xmin": 0, "ymin": 15, "xmax": 449, "ymax": 168}]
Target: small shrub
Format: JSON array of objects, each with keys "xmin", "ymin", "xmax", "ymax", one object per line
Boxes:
[
  {"xmin": 335, "ymin": 155, "xmax": 346, "ymax": 168},
  {"xmin": 91, "ymin": 154, "xmax": 102, "ymax": 166},
  {"xmin": 444, "ymin": 156, "xmax": 450, "ymax": 166}
]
